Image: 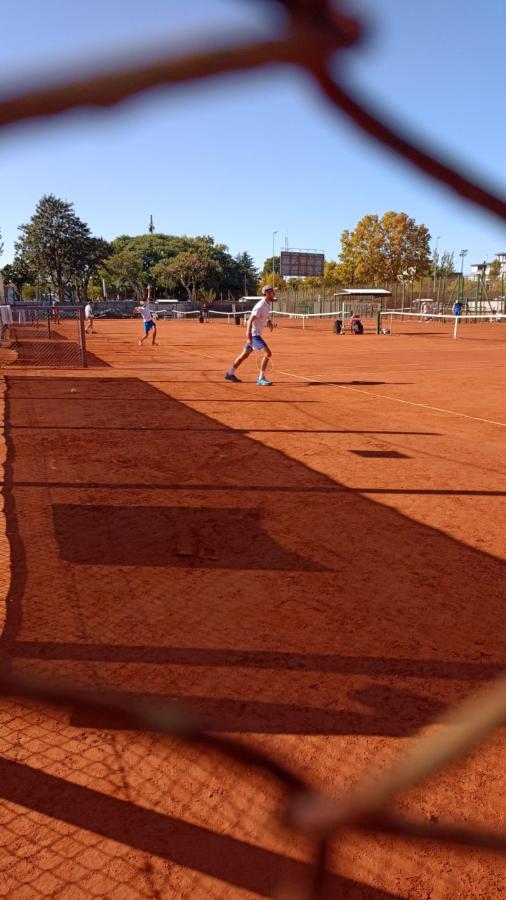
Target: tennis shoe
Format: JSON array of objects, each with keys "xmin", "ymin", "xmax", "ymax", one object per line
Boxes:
[
  {"xmin": 225, "ymin": 372, "xmax": 241, "ymax": 383},
  {"xmin": 256, "ymin": 376, "xmax": 272, "ymax": 386}
]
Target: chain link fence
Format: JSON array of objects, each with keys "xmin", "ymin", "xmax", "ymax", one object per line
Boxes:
[
  {"xmin": 0, "ymin": 1, "xmax": 505, "ymax": 895},
  {"xmin": 2, "ymin": 304, "xmax": 87, "ymax": 368}
]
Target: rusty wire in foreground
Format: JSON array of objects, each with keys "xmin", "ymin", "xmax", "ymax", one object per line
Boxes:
[
  {"xmin": 1, "ymin": 3, "xmax": 505, "ymax": 895},
  {"xmin": 1, "ymin": 671, "xmax": 505, "ymax": 898},
  {"xmin": 0, "ymin": 0, "xmax": 504, "ymax": 221}
]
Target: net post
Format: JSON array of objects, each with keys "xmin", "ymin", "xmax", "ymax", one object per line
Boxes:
[
  {"xmin": 77, "ymin": 306, "xmax": 88, "ymax": 367},
  {"xmin": 376, "ymin": 307, "xmax": 382, "ymax": 334},
  {"xmin": 453, "ymin": 315, "xmax": 459, "ymax": 340}
]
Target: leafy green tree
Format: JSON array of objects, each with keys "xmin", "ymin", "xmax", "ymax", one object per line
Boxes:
[
  {"xmin": 1, "ymin": 258, "xmax": 33, "ymax": 293},
  {"xmin": 104, "ymin": 232, "xmax": 251, "ymax": 299},
  {"xmin": 102, "ymin": 250, "xmax": 144, "ymax": 300},
  {"xmin": 488, "ymin": 259, "xmax": 501, "ymax": 279},
  {"xmin": 338, "ymin": 212, "xmax": 432, "ymax": 285},
  {"xmin": 154, "ymin": 251, "xmax": 219, "ymax": 301},
  {"xmin": 15, "ymin": 195, "xmax": 108, "ymax": 300},
  {"xmin": 261, "ymin": 256, "xmax": 280, "ymax": 281},
  {"xmin": 234, "ymin": 251, "xmax": 259, "ymax": 295},
  {"xmin": 73, "ymin": 236, "xmax": 111, "ymax": 300},
  {"xmin": 436, "ymin": 250, "xmax": 455, "ymax": 277}
]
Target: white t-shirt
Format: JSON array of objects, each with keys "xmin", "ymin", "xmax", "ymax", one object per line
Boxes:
[
  {"xmin": 84, "ymin": 304, "xmax": 93, "ymax": 319},
  {"xmin": 250, "ymin": 299, "xmax": 271, "ymax": 337},
  {"xmin": 138, "ymin": 302, "xmax": 153, "ymax": 322}
]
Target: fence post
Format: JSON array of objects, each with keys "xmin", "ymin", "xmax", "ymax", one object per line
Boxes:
[{"xmin": 78, "ymin": 306, "xmax": 88, "ymax": 367}]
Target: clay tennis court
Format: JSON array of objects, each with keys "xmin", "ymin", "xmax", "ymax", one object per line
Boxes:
[{"xmin": 0, "ymin": 317, "xmax": 505, "ymax": 898}]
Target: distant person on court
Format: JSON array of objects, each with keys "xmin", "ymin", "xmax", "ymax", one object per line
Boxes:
[
  {"xmin": 51, "ymin": 299, "xmax": 60, "ymax": 324},
  {"xmin": 349, "ymin": 311, "xmax": 363, "ymax": 334},
  {"xmin": 453, "ymin": 300, "xmax": 463, "ymax": 316},
  {"xmin": 225, "ymin": 285, "xmax": 275, "ymax": 385},
  {"xmin": 84, "ymin": 301, "xmax": 95, "ymax": 334},
  {"xmin": 135, "ymin": 295, "xmax": 158, "ymax": 346}
]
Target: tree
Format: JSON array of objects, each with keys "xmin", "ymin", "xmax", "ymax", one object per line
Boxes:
[
  {"xmin": 72, "ymin": 236, "xmax": 111, "ymax": 300},
  {"xmin": 234, "ymin": 252, "xmax": 259, "ymax": 296},
  {"xmin": 103, "ymin": 233, "xmax": 251, "ymax": 300},
  {"xmin": 488, "ymin": 259, "xmax": 501, "ymax": 280},
  {"xmin": 437, "ymin": 250, "xmax": 455, "ymax": 277},
  {"xmin": 15, "ymin": 194, "xmax": 108, "ymax": 300},
  {"xmin": 338, "ymin": 212, "xmax": 432, "ymax": 285},
  {"xmin": 154, "ymin": 251, "xmax": 218, "ymax": 301},
  {"xmin": 262, "ymin": 256, "xmax": 280, "ymax": 281},
  {"xmin": 1, "ymin": 258, "xmax": 33, "ymax": 294},
  {"xmin": 102, "ymin": 250, "xmax": 144, "ymax": 300}
]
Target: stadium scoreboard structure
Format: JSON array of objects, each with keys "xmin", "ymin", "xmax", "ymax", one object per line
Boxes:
[{"xmin": 280, "ymin": 251, "xmax": 325, "ymax": 277}]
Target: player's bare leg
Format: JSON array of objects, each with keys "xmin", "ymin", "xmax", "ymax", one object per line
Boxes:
[
  {"xmin": 225, "ymin": 346, "xmax": 252, "ymax": 382},
  {"xmin": 257, "ymin": 344, "xmax": 272, "ymax": 385}
]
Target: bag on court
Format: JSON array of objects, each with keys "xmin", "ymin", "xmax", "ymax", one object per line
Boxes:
[{"xmin": 353, "ymin": 320, "xmax": 363, "ymax": 334}]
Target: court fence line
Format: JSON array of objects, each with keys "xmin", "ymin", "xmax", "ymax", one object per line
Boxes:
[
  {"xmin": 1, "ymin": 1, "xmax": 505, "ymax": 893},
  {"xmin": 1, "ymin": 303, "xmax": 88, "ymax": 368}
]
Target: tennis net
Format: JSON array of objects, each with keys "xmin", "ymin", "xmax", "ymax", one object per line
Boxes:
[
  {"xmin": 158, "ymin": 309, "xmax": 368, "ymax": 332},
  {"xmin": 377, "ymin": 309, "xmax": 506, "ymax": 341}
]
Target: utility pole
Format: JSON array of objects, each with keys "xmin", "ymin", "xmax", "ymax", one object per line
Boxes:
[
  {"xmin": 458, "ymin": 249, "xmax": 468, "ymax": 303},
  {"xmin": 148, "ymin": 215, "xmax": 154, "ymax": 234},
  {"xmin": 272, "ymin": 231, "xmax": 278, "ymax": 285}
]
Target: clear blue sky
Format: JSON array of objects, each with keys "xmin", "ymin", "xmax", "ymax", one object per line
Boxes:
[{"xmin": 1, "ymin": 0, "xmax": 504, "ymax": 274}]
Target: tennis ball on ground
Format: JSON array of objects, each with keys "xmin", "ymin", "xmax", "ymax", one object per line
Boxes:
[{"xmin": 69, "ymin": 388, "xmax": 77, "ymax": 394}]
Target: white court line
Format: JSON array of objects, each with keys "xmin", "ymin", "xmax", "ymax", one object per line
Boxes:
[
  {"xmin": 111, "ymin": 340, "xmax": 506, "ymax": 428},
  {"xmin": 276, "ymin": 370, "xmax": 506, "ymax": 429}
]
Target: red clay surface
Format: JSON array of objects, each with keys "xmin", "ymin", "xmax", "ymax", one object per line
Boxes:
[{"xmin": 0, "ymin": 318, "xmax": 505, "ymax": 898}]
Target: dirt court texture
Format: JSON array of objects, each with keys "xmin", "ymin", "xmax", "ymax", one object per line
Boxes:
[{"xmin": 0, "ymin": 318, "xmax": 505, "ymax": 899}]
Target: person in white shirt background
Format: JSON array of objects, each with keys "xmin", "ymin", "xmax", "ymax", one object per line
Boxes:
[
  {"xmin": 225, "ymin": 285, "xmax": 275, "ymax": 386},
  {"xmin": 135, "ymin": 295, "xmax": 158, "ymax": 346},
  {"xmin": 84, "ymin": 301, "xmax": 95, "ymax": 334}
]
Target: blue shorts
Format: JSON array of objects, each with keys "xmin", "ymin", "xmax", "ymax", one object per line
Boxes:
[
  {"xmin": 144, "ymin": 319, "xmax": 155, "ymax": 333},
  {"xmin": 244, "ymin": 335, "xmax": 268, "ymax": 352}
]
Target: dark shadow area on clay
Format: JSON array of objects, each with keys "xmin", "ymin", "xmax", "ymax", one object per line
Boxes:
[{"xmin": 1, "ymin": 373, "xmax": 504, "ymax": 893}]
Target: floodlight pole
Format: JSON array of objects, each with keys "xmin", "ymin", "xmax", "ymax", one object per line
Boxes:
[
  {"xmin": 272, "ymin": 231, "xmax": 278, "ymax": 285},
  {"xmin": 458, "ymin": 249, "xmax": 468, "ymax": 303}
]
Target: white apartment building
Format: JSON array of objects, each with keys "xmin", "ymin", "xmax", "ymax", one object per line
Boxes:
[{"xmin": 470, "ymin": 252, "xmax": 506, "ymax": 280}]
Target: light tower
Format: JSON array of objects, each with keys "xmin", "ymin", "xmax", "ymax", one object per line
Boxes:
[{"xmin": 457, "ymin": 249, "xmax": 468, "ymax": 302}]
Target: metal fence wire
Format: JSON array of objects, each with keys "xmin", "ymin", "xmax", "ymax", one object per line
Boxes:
[
  {"xmin": 0, "ymin": 1, "xmax": 505, "ymax": 897},
  {"xmin": 3, "ymin": 305, "xmax": 87, "ymax": 369}
]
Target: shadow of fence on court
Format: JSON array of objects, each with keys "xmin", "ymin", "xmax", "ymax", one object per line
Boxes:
[{"xmin": 0, "ymin": 372, "xmax": 504, "ymax": 897}]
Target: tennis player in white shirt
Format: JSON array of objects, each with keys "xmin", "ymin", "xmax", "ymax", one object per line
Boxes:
[
  {"xmin": 224, "ymin": 285, "xmax": 275, "ymax": 385},
  {"xmin": 84, "ymin": 301, "xmax": 95, "ymax": 334},
  {"xmin": 135, "ymin": 297, "xmax": 158, "ymax": 346}
]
